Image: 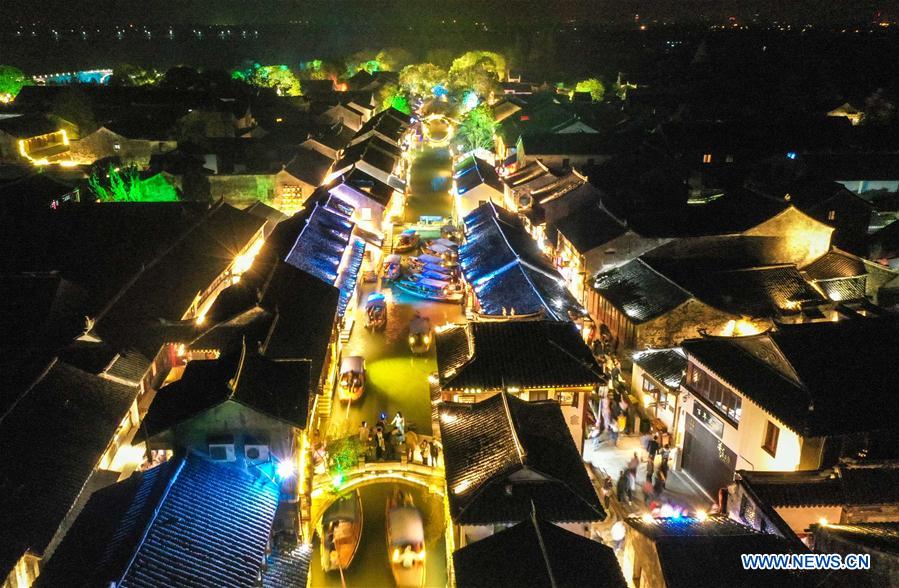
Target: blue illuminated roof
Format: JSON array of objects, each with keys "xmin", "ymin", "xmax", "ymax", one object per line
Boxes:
[
  {"xmin": 460, "ymin": 202, "xmax": 585, "ymax": 321},
  {"xmin": 284, "ymin": 202, "xmax": 354, "ymax": 285}
]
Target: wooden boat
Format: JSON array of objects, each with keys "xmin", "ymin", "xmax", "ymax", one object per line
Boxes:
[
  {"xmin": 365, "ymin": 292, "xmax": 388, "ymax": 330},
  {"xmin": 382, "ymin": 254, "xmax": 403, "ymax": 281},
  {"xmin": 337, "ymin": 356, "xmax": 365, "ymax": 402},
  {"xmin": 320, "ymin": 491, "xmax": 364, "ymax": 573},
  {"xmin": 395, "ymin": 277, "xmax": 463, "ymax": 303},
  {"xmin": 386, "ymin": 488, "xmax": 426, "ymax": 588},
  {"xmin": 394, "ymin": 229, "xmax": 421, "ymax": 253},
  {"xmin": 408, "ymin": 314, "xmax": 433, "ymax": 354}
]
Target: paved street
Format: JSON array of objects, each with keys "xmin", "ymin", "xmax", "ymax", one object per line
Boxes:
[{"xmin": 314, "ymin": 142, "xmax": 458, "ymax": 587}]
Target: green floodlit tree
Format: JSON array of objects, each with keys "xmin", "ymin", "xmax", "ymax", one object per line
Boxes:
[
  {"xmin": 399, "ymin": 63, "xmax": 448, "ymax": 98},
  {"xmin": 574, "ymin": 78, "xmax": 606, "ymax": 102},
  {"xmin": 0, "ymin": 65, "xmax": 31, "ymax": 102},
  {"xmin": 89, "ymin": 165, "xmax": 179, "ymax": 203},
  {"xmin": 457, "ymin": 104, "xmax": 497, "ymax": 152},
  {"xmin": 239, "ymin": 64, "xmax": 302, "ymax": 96},
  {"xmin": 449, "ymin": 51, "xmax": 507, "ymax": 82}
]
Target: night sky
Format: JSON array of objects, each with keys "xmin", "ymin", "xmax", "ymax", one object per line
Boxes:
[{"xmin": 2, "ymin": 0, "xmax": 896, "ymax": 26}]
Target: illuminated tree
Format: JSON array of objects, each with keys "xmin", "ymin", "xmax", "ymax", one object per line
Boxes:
[
  {"xmin": 399, "ymin": 63, "xmax": 448, "ymax": 97},
  {"xmin": 457, "ymin": 105, "xmax": 497, "ymax": 153},
  {"xmin": 345, "ymin": 48, "xmax": 414, "ymax": 76},
  {"xmin": 247, "ymin": 65, "xmax": 302, "ymax": 96},
  {"xmin": 574, "ymin": 78, "xmax": 606, "ymax": 102},
  {"xmin": 448, "ymin": 64, "xmax": 499, "ymax": 100},
  {"xmin": 449, "ymin": 51, "xmax": 507, "ymax": 81},
  {"xmin": 109, "ymin": 64, "xmax": 162, "ymax": 87},
  {"xmin": 0, "ymin": 65, "xmax": 31, "ymax": 103},
  {"xmin": 89, "ymin": 165, "xmax": 179, "ymax": 202}
]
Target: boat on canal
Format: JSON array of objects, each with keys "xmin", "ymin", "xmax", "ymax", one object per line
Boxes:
[
  {"xmin": 395, "ymin": 276, "xmax": 463, "ymax": 303},
  {"xmin": 394, "ymin": 229, "xmax": 421, "ymax": 253},
  {"xmin": 320, "ymin": 490, "xmax": 364, "ymax": 573},
  {"xmin": 386, "ymin": 488, "xmax": 426, "ymax": 588}
]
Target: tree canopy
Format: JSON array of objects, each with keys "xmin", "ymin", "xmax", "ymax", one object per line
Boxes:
[
  {"xmin": 89, "ymin": 165, "xmax": 179, "ymax": 203},
  {"xmin": 109, "ymin": 64, "xmax": 162, "ymax": 87},
  {"xmin": 456, "ymin": 104, "xmax": 497, "ymax": 153},
  {"xmin": 449, "ymin": 51, "xmax": 507, "ymax": 82},
  {"xmin": 345, "ymin": 48, "xmax": 414, "ymax": 76},
  {"xmin": 399, "ymin": 63, "xmax": 448, "ymax": 98},
  {"xmin": 242, "ymin": 64, "xmax": 303, "ymax": 96},
  {"xmin": 574, "ymin": 78, "xmax": 606, "ymax": 102},
  {"xmin": 0, "ymin": 65, "xmax": 31, "ymax": 102}
]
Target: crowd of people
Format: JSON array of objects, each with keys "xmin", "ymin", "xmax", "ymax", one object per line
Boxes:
[{"xmin": 356, "ymin": 412, "xmax": 441, "ymax": 467}]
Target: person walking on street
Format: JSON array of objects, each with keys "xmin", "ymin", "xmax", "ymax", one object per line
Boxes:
[
  {"xmin": 642, "ymin": 479, "xmax": 654, "ymax": 506},
  {"xmin": 420, "ymin": 441, "xmax": 431, "ymax": 466},
  {"xmin": 645, "ymin": 455, "xmax": 655, "ymax": 482},
  {"xmin": 358, "ymin": 421, "xmax": 369, "ymax": 444},
  {"xmin": 653, "ymin": 469, "xmax": 667, "ymax": 498},
  {"xmin": 391, "ymin": 411, "xmax": 405, "ymax": 437},
  {"xmin": 375, "ymin": 427, "xmax": 385, "ymax": 461},
  {"xmin": 602, "ymin": 476, "xmax": 613, "ymax": 509},
  {"xmin": 430, "ymin": 439, "xmax": 439, "ymax": 467},
  {"xmin": 616, "ymin": 470, "xmax": 628, "ymax": 503},
  {"xmin": 660, "ymin": 444, "xmax": 671, "ymax": 475},
  {"xmin": 609, "ymin": 419, "xmax": 619, "ymax": 446},
  {"xmin": 648, "ymin": 434, "xmax": 660, "ymax": 462},
  {"xmin": 628, "ymin": 452, "xmax": 640, "ymax": 476},
  {"xmin": 617, "ymin": 412, "xmax": 627, "ymax": 437}
]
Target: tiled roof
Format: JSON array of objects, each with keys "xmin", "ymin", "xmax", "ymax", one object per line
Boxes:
[
  {"xmin": 452, "ymin": 514, "xmax": 626, "ymax": 588},
  {"xmin": 0, "ymin": 114, "xmax": 61, "ymax": 138},
  {"xmin": 815, "ymin": 523, "xmax": 899, "ymax": 554},
  {"xmin": 625, "ymin": 515, "xmax": 815, "ymax": 588},
  {"xmin": 259, "ymin": 262, "xmax": 339, "ymax": 388},
  {"xmin": 631, "ymin": 347, "xmax": 686, "ymax": 389},
  {"xmin": 553, "ymin": 201, "xmax": 627, "ymax": 253},
  {"xmin": 436, "ymin": 320, "xmax": 603, "ymax": 391},
  {"xmin": 813, "ymin": 276, "xmax": 867, "ymax": 303},
  {"xmin": 738, "ymin": 461, "xmax": 899, "ymax": 508},
  {"xmin": 460, "ymin": 202, "xmax": 585, "ymax": 320},
  {"xmin": 104, "ymin": 349, "xmax": 152, "ymax": 384},
  {"xmin": 262, "ymin": 543, "xmax": 312, "ymax": 587},
  {"xmin": 284, "ymin": 148, "xmax": 334, "ymax": 186},
  {"xmin": 188, "ymin": 306, "xmax": 273, "ymax": 354},
  {"xmin": 283, "ymin": 202, "xmax": 354, "ymax": 285},
  {"xmin": 145, "ymin": 342, "xmax": 312, "ymax": 437},
  {"xmin": 455, "ymin": 155, "xmax": 503, "ymax": 194},
  {"xmin": 682, "ymin": 318, "xmax": 899, "ymax": 436},
  {"xmin": 521, "ymin": 132, "xmax": 611, "ymax": 156},
  {"xmin": 439, "ymin": 393, "xmax": 605, "ymax": 525},
  {"xmin": 593, "ymin": 259, "xmax": 692, "ymax": 324},
  {"xmin": 803, "ymin": 249, "xmax": 867, "ymax": 280},
  {"xmin": 93, "ymin": 202, "xmax": 264, "ymax": 358},
  {"xmin": 36, "ymin": 454, "xmax": 280, "ymax": 587},
  {"xmin": 0, "ymin": 360, "xmax": 139, "ymax": 578}
]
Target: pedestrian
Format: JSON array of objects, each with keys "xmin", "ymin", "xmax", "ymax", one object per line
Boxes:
[
  {"xmin": 391, "ymin": 411, "xmax": 405, "ymax": 437},
  {"xmin": 628, "ymin": 452, "xmax": 639, "ymax": 476},
  {"xmin": 358, "ymin": 421, "xmax": 369, "ymax": 443},
  {"xmin": 645, "ymin": 455, "xmax": 655, "ymax": 482},
  {"xmin": 609, "ymin": 419, "xmax": 619, "ymax": 446},
  {"xmin": 626, "ymin": 469, "xmax": 636, "ymax": 503},
  {"xmin": 642, "ymin": 479, "xmax": 654, "ymax": 506},
  {"xmin": 640, "ymin": 432, "xmax": 651, "ymax": 455},
  {"xmin": 648, "ymin": 433, "xmax": 660, "ymax": 462},
  {"xmin": 420, "ymin": 440, "xmax": 431, "ymax": 466},
  {"xmin": 430, "ymin": 439, "xmax": 439, "ymax": 467},
  {"xmin": 660, "ymin": 444, "xmax": 671, "ymax": 474},
  {"xmin": 653, "ymin": 469, "xmax": 667, "ymax": 498},
  {"xmin": 602, "ymin": 476, "xmax": 613, "ymax": 509},
  {"xmin": 617, "ymin": 412, "xmax": 627, "ymax": 437},
  {"xmin": 375, "ymin": 428, "xmax": 385, "ymax": 461},
  {"xmin": 616, "ymin": 469, "xmax": 628, "ymax": 503}
]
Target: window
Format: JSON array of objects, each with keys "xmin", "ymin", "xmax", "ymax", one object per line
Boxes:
[
  {"xmin": 827, "ymin": 210, "xmax": 836, "ymax": 221},
  {"xmin": 763, "ymin": 421, "xmax": 780, "ymax": 457},
  {"xmin": 642, "ymin": 376, "xmax": 657, "ymax": 393},
  {"xmin": 702, "ymin": 153, "xmax": 712, "ymax": 164},
  {"xmin": 529, "ymin": 390, "xmax": 548, "ymax": 401},
  {"xmin": 113, "ymin": 142, "xmax": 121, "ymax": 151},
  {"xmin": 686, "ymin": 363, "xmax": 742, "ymax": 424}
]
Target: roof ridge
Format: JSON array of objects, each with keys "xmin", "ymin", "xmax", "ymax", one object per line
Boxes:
[
  {"xmin": 635, "ymin": 257, "xmax": 694, "ymax": 298},
  {"xmin": 116, "ymin": 456, "xmax": 187, "ymax": 585},
  {"xmin": 501, "ymin": 392, "xmax": 527, "ymax": 465},
  {"xmin": 530, "ymin": 506, "xmax": 559, "ymax": 588}
]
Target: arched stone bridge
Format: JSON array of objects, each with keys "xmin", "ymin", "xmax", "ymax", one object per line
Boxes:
[{"xmin": 305, "ymin": 462, "xmax": 445, "ymax": 539}]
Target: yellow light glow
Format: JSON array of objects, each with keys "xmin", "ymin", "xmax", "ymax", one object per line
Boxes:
[
  {"xmin": 696, "ymin": 510, "xmax": 708, "ymax": 522},
  {"xmin": 232, "ymin": 237, "xmax": 265, "ymax": 276},
  {"xmin": 61, "ymin": 129, "xmax": 70, "ymax": 146},
  {"xmin": 195, "ymin": 314, "xmax": 206, "ymax": 326},
  {"xmin": 818, "ymin": 517, "xmax": 828, "ymax": 527},
  {"xmin": 453, "ymin": 480, "xmax": 472, "ymax": 495},
  {"xmin": 58, "ymin": 160, "xmax": 78, "ymax": 167},
  {"xmin": 641, "ymin": 513, "xmax": 655, "ymax": 524}
]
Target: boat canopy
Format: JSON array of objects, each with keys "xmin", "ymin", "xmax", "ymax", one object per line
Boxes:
[
  {"xmin": 414, "ymin": 254, "xmax": 443, "ymax": 265},
  {"xmin": 388, "ymin": 507, "xmax": 425, "ymax": 546},
  {"xmin": 323, "ymin": 494, "xmax": 358, "ymax": 524},
  {"xmin": 417, "ymin": 277, "xmax": 450, "ymax": 288}
]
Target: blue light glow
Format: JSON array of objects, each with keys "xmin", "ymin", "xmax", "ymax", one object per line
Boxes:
[{"xmin": 786, "ymin": 152, "xmax": 797, "ymax": 160}]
